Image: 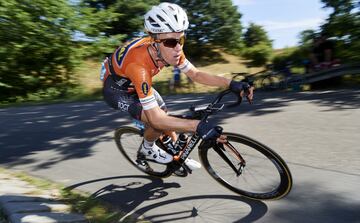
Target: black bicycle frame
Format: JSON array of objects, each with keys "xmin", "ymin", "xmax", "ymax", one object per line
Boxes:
[
  {"xmin": 169, "ymin": 89, "xmax": 247, "ymax": 174},
  {"xmin": 174, "ymin": 133, "xmax": 201, "ymax": 163}
]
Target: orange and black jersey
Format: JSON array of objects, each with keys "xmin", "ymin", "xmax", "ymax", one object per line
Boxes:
[{"xmin": 103, "ymin": 37, "xmax": 192, "ymax": 110}]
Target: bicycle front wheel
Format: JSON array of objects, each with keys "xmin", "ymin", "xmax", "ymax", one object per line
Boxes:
[
  {"xmin": 199, "ymin": 132, "xmax": 292, "ymax": 200},
  {"xmin": 114, "ymin": 126, "xmax": 172, "ymax": 178}
]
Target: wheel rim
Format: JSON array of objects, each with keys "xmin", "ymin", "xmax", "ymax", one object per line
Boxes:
[{"xmin": 203, "ymin": 134, "xmax": 291, "ymax": 199}]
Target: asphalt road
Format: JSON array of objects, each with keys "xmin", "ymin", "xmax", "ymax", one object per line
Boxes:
[{"xmin": 1, "ymin": 88, "xmax": 359, "ymax": 223}]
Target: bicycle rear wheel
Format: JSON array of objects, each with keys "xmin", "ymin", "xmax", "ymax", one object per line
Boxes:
[
  {"xmin": 114, "ymin": 126, "xmax": 172, "ymax": 178},
  {"xmin": 200, "ymin": 132, "xmax": 292, "ymax": 200}
]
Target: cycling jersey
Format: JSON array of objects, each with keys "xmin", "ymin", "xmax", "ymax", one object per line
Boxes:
[{"xmin": 103, "ymin": 36, "xmax": 193, "ymax": 110}]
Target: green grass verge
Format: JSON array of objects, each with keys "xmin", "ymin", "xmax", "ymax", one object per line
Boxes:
[{"xmin": 0, "ymin": 168, "xmax": 148, "ymax": 223}]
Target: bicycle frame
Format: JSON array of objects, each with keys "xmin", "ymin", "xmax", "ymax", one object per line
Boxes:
[
  {"xmin": 173, "ymin": 133, "xmax": 201, "ymax": 163},
  {"xmin": 163, "ymin": 89, "xmax": 247, "ymax": 173}
]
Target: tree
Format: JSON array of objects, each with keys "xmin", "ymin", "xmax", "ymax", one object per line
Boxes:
[
  {"xmin": 243, "ymin": 43, "xmax": 273, "ymax": 67},
  {"xmin": 242, "ymin": 23, "xmax": 273, "ymax": 66},
  {"xmin": 298, "ymin": 29, "xmax": 317, "ymax": 46},
  {"xmin": 243, "ymin": 23, "xmax": 272, "ymax": 48},
  {"xmin": 83, "ymin": 0, "xmax": 159, "ymax": 38},
  {"xmin": 75, "ymin": 1, "xmax": 126, "ymax": 57},
  {"xmin": 320, "ymin": 0, "xmax": 360, "ymax": 61},
  {"xmin": 0, "ymin": 0, "xmax": 80, "ymax": 102}
]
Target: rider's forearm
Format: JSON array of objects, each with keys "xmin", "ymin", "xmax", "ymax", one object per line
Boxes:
[{"xmin": 187, "ymin": 68, "xmax": 231, "ymax": 88}]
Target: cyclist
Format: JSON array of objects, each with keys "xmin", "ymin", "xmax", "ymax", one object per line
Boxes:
[
  {"xmin": 101, "ymin": 2, "xmax": 253, "ymax": 170},
  {"xmin": 309, "ymin": 33, "xmax": 336, "ymax": 72}
]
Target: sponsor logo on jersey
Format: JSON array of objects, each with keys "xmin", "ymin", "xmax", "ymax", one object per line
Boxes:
[
  {"xmin": 141, "ymin": 82, "xmax": 149, "ymax": 96},
  {"xmin": 117, "ymin": 102, "xmax": 129, "ymax": 111}
]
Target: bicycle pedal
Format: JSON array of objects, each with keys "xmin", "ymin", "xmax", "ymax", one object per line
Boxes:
[
  {"xmin": 136, "ymin": 158, "xmax": 146, "ymax": 166},
  {"xmin": 173, "ymin": 167, "xmax": 188, "ymax": 177}
]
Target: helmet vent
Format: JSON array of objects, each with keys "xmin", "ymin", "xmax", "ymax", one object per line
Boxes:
[
  {"xmin": 156, "ymin": 15, "xmax": 166, "ymax": 22},
  {"xmin": 166, "ymin": 24, "xmax": 174, "ymax": 32},
  {"xmin": 148, "ymin": 17, "xmax": 160, "ymax": 27}
]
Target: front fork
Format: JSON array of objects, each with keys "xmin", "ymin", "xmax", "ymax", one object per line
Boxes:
[{"xmin": 204, "ymin": 139, "xmax": 246, "ymax": 176}]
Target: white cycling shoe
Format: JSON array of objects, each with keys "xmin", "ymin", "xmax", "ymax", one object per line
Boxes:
[
  {"xmin": 140, "ymin": 143, "xmax": 202, "ymax": 171},
  {"xmin": 140, "ymin": 143, "xmax": 173, "ymax": 164}
]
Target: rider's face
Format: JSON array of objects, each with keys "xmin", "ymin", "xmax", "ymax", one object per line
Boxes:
[{"xmin": 157, "ymin": 32, "xmax": 185, "ymax": 66}]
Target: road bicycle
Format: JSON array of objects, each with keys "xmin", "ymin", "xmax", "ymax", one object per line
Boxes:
[
  {"xmin": 229, "ymin": 68, "xmax": 301, "ymax": 91},
  {"xmin": 114, "ymin": 90, "xmax": 293, "ymax": 200},
  {"xmin": 258, "ymin": 64, "xmax": 304, "ymax": 90},
  {"xmin": 231, "ymin": 69, "xmax": 267, "ymax": 90}
]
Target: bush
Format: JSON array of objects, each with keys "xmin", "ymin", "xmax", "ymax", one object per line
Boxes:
[
  {"xmin": 243, "ymin": 43, "xmax": 273, "ymax": 67},
  {"xmin": 272, "ymin": 47, "xmax": 310, "ymax": 71}
]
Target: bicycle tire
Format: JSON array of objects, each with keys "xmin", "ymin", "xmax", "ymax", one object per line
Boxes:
[
  {"xmin": 199, "ymin": 132, "xmax": 292, "ymax": 200},
  {"xmin": 114, "ymin": 126, "xmax": 172, "ymax": 178}
]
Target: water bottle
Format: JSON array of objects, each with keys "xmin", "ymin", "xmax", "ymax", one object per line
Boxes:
[
  {"xmin": 175, "ymin": 133, "xmax": 188, "ymax": 151},
  {"xmin": 161, "ymin": 135, "xmax": 178, "ymax": 155}
]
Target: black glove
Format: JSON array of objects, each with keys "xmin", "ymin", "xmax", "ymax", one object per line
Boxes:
[
  {"xmin": 229, "ymin": 80, "xmax": 250, "ymax": 93},
  {"xmin": 196, "ymin": 120, "xmax": 222, "ymax": 140}
]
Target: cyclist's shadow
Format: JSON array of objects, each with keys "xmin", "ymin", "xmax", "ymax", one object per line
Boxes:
[
  {"xmin": 65, "ymin": 175, "xmax": 180, "ymax": 213},
  {"xmin": 65, "ymin": 175, "xmax": 268, "ymax": 223}
]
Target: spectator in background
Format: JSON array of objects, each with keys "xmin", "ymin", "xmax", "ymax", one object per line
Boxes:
[
  {"xmin": 309, "ymin": 33, "xmax": 335, "ymax": 72},
  {"xmin": 170, "ymin": 66, "xmax": 181, "ymax": 90}
]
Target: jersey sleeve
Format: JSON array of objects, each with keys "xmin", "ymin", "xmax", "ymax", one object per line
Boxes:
[{"xmin": 125, "ymin": 63, "xmax": 158, "ymax": 110}]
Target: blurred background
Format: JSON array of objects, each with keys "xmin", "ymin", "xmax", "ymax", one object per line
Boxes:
[{"xmin": 0, "ymin": 0, "xmax": 359, "ymax": 105}]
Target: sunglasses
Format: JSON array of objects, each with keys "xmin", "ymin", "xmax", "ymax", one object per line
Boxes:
[{"xmin": 155, "ymin": 35, "xmax": 185, "ymax": 48}]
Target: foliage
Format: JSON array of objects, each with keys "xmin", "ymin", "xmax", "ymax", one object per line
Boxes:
[
  {"xmin": 73, "ymin": 1, "xmax": 127, "ymax": 57},
  {"xmin": 243, "ymin": 22, "xmax": 272, "ymax": 48},
  {"xmin": 298, "ymin": 29, "xmax": 317, "ymax": 46},
  {"xmin": 242, "ymin": 23, "xmax": 273, "ymax": 66},
  {"xmin": 243, "ymin": 43, "xmax": 272, "ymax": 67},
  {"xmin": 0, "ymin": 0, "xmax": 80, "ymax": 102},
  {"xmin": 320, "ymin": 0, "xmax": 360, "ymax": 61},
  {"xmin": 80, "ymin": 34, "xmax": 126, "ymax": 59},
  {"xmin": 272, "ymin": 47, "xmax": 310, "ymax": 70},
  {"xmin": 83, "ymin": 0, "xmax": 158, "ymax": 38}
]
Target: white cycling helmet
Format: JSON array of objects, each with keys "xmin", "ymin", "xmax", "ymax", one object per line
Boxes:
[{"xmin": 144, "ymin": 2, "xmax": 189, "ymax": 33}]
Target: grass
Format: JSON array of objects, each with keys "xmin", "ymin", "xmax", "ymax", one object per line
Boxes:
[{"xmin": 0, "ymin": 168, "xmax": 146, "ymax": 223}]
